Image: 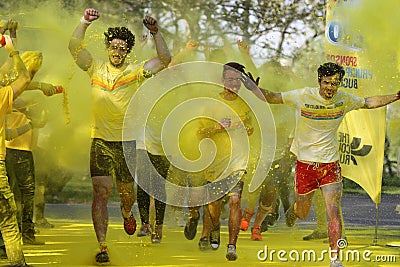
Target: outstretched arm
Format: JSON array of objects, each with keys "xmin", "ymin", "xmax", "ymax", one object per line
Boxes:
[
  {"xmin": 68, "ymin": 8, "xmax": 99, "ymax": 71},
  {"xmin": 142, "ymin": 16, "xmax": 171, "ymax": 74},
  {"xmin": 169, "ymin": 40, "xmax": 199, "ymax": 66},
  {"xmin": 4, "ymin": 35, "xmax": 30, "ymax": 99},
  {"xmin": 363, "ymin": 91, "xmax": 400, "ymax": 109},
  {"xmin": 0, "ymin": 19, "xmax": 18, "ymax": 76},
  {"xmin": 241, "ymin": 73, "xmax": 283, "ymax": 104},
  {"xmin": 237, "ymin": 39, "xmax": 258, "ymax": 76}
]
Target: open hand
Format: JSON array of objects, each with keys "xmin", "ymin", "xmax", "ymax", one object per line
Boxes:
[{"xmin": 240, "ymin": 71, "xmax": 260, "ymax": 91}]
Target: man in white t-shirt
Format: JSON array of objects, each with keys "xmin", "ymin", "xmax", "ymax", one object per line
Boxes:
[{"xmin": 243, "ymin": 62, "xmax": 400, "ymax": 267}]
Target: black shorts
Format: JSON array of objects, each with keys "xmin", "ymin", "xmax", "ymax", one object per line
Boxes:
[{"xmin": 90, "ymin": 138, "xmax": 136, "ymax": 182}]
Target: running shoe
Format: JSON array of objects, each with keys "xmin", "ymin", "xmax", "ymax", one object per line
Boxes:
[
  {"xmin": 303, "ymin": 230, "xmax": 328, "ymax": 240},
  {"xmin": 251, "ymin": 225, "xmax": 262, "ymax": 241},
  {"xmin": 151, "ymin": 224, "xmax": 163, "ymax": 243},
  {"xmin": 184, "ymin": 210, "xmax": 199, "ymax": 240},
  {"xmin": 198, "ymin": 237, "xmax": 210, "ymax": 251},
  {"xmin": 264, "ymin": 212, "xmax": 280, "ymax": 227},
  {"xmin": 240, "ymin": 208, "xmax": 253, "ymax": 231},
  {"xmin": 330, "ymin": 259, "xmax": 345, "ymax": 267},
  {"xmin": 209, "ymin": 225, "xmax": 220, "ymax": 250},
  {"xmin": 260, "ymin": 219, "xmax": 269, "ymax": 233},
  {"xmin": 95, "ymin": 251, "xmax": 110, "ymax": 265},
  {"xmin": 285, "ymin": 204, "xmax": 297, "ymax": 227},
  {"xmin": 123, "ymin": 213, "xmax": 137, "ymax": 235},
  {"xmin": 137, "ymin": 223, "xmax": 152, "ymax": 237},
  {"xmin": 226, "ymin": 244, "xmax": 238, "ymax": 261}
]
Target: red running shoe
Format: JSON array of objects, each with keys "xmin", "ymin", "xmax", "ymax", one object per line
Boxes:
[{"xmin": 123, "ymin": 213, "xmax": 137, "ymax": 235}]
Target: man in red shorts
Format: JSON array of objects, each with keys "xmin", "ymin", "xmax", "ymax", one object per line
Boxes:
[{"xmin": 242, "ymin": 62, "xmax": 400, "ymax": 267}]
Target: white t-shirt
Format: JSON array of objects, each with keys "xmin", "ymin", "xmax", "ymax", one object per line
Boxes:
[{"xmin": 282, "ymin": 87, "xmax": 365, "ymax": 163}]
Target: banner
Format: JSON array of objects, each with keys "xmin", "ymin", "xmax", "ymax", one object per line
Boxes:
[{"xmin": 325, "ymin": 0, "xmax": 385, "ymax": 203}]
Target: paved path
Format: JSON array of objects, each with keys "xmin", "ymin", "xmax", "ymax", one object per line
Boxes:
[{"xmin": 0, "ymin": 193, "xmax": 398, "ymax": 267}]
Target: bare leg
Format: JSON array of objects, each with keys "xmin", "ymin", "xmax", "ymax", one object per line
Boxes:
[
  {"xmin": 207, "ymin": 199, "xmax": 222, "ymax": 228},
  {"xmin": 253, "ymin": 184, "xmax": 279, "ymax": 227},
  {"xmin": 228, "ymin": 194, "xmax": 241, "ymax": 245},
  {"xmin": 293, "ymin": 190, "xmax": 315, "ymax": 219},
  {"xmin": 91, "ymin": 176, "xmax": 113, "ymax": 245},
  {"xmin": 200, "ymin": 206, "xmax": 212, "ymax": 238},
  {"xmin": 116, "ymin": 180, "xmax": 135, "ymax": 219},
  {"xmin": 321, "ymin": 182, "xmax": 343, "ymax": 259}
]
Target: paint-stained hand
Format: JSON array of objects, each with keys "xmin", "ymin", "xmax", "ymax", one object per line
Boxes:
[
  {"xmin": 4, "ymin": 35, "xmax": 15, "ymax": 52},
  {"xmin": 40, "ymin": 83, "xmax": 56, "ymax": 96},
  {"xmin": 84, "ymin": 8, "xmax": 100, "ymax": 22},
  {"xmin": 218, "ymin": 118, "xmax": 231, "ymax": 129},
  {"xmin": 143, "ymin": 16, "xmax": 158, "ymax": 34},
  {"xmin": 237, "ymin": 39, "xmax": 249, "ymax": 54},
  {"xmin": 240, "ymin": 71, "xmax": 260, "ymax": 91},
  {"xmin": 185, "ymin": 40, "xmax": 200, "ymax": 51}
]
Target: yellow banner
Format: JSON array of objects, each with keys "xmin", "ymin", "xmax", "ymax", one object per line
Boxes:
[{"xmin": 326, "ymin": 0, "xmax": 385, "ymax": 203}]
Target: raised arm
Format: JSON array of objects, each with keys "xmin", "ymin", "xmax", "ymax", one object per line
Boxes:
[
  {"xmin": 68, "ymin": 8, "xmax": 99, "ymax": 71},
  {"xmin": 0, "ymin": 19, "xmax": 18, "ymax": 76},
  {"xmin": 240, "ymin": 72, "xmax": 283, "ymax": 104},
  {"xmin": 142, "ymin": 16, "xmax": 171, "ymax": 74},
  {"xmin": 169, "ymin": 40, "xmax": 199, "ymax": 66},
  {"xmin": 363, "ymin": 91, "xmax": 400, "ymax": 109},
  {"xmin": 3, "ymin": 35, "xmax": 30, "ymax": 99},
  {"xmin": 237, "ymin": 40, "xmax": 258, "ymax": 76}
]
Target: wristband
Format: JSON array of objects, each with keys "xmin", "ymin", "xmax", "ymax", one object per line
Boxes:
[
  {"xmin": 150, "ymin": 30, "xmax": 158, "ymax": 36},
  {"xmin": 9, "ymin": 50, "xmax": 19, "ymax": 57},
  {"xmin": 80, "ymin": 16, "xmax": 92, "ymax": 25}
]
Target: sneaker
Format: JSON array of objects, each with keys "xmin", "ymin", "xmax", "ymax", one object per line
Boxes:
[
  {"xmin": 151, "ymin": 224, "xmax": 163, "ymax": 243},
  {"xmin": 330, "ymin": 259, "xmax": 345, "ymax": 267},
  {"xmin": 123, "ymin": 213, "xmax": 137, "ymax": 235},
  {"xmin": 95, "ymin": 251, "xmax": 110, "ymax": 265},
  {"xmin": 251, "ymin": 225, "xmax": 262, "ymax": 241},
  {"xmin": 137, "ymin": 223, "xmax": 152, "ymax": 237},
  {"xmin": 260, "ymin": 218, "xmax": 269, "ymax": 233},
  {"xmin": 226, "ymin": 244, "xmax": 238, "ymax": 261},
  {"xmin": 35, "ymin": 218, "xmax": 54, "ymax": 228},
  {"xmin": 209, "ymin": 225, "xmax": 220, "ymax": 250},
  {"xmin": 240, "ymin": 209, "xmax": 253, "ymax": 231},
  {"xmin": 264, "ymin": 212, "xmax": 280, "ymax": 227},
  {"xmin": 198, "ymin": 237, "xmax": 210, "ymax": 251},
  {"xmin": 303, "ymin": 230, "xmax": 328, "ymax": 240},
  {"xmin": 184, "ymin": 210, "xmax": 200, "ymax": 240},
  {"xmin": 285, "ymin": 204, "xmax": 297, "ymax": 227}
]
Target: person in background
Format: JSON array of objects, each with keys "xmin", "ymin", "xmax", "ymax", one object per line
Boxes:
[{"xmin": 0, "ymin": 32, "xmax": 32, "ymax": 267}]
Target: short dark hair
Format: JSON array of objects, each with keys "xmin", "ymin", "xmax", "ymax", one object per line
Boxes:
[
  {"xmin": 317, "ymin": 62, "xmax": 345, "ymax": 82},
  {"xmin": 223, "ymin": 62, "xmax": 245, "ymax": 77},
  {"xmin": 104, "ymin": 27, "xmax": 135, "ymax": 53}
]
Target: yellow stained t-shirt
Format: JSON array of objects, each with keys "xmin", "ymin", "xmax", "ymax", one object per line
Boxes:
[
  {"xmin": 87, "ymin": 59, "xmax": 148, "ymax": 141},
  {"xmin": 198, "ymin": 88, "xmax": 252, "ymax": 182},
  {"xmin": 0, "ymin": 86, "xmax": 14, "ymax": 160},
  {"xmin": 6, "ymin": 110, "xmax": 32, "ymax": 151}
]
